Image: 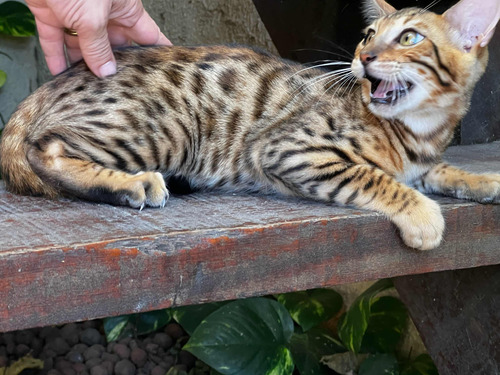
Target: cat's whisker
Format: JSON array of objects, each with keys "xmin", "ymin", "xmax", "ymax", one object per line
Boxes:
[
  {"xmin": 420, "ymin": 0, "xmax": 441, "ymax": 13},
  {"xmin": 314, "ymin": 36, "xmax": 355, "ymax": 59},
  {"xmin": 292, "ymin": 48, "xmax": 354, "ymax": 61},
  {"xmin": 289, "ymin": 61, "xmax": 352, "ymax": 80},
  {"xmin": 293, "ymin": 68, "xmax": 353, "ymax": 96}
]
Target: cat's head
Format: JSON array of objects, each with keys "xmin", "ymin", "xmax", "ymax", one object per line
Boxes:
[{"xmin": 351, "ymin": 0, "xmax": 500, "ymax": 133}]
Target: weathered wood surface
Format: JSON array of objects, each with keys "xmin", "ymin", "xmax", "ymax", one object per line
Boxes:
[
  {"xmin": 0, "ymin": 142, "xmax": 499, "ymax": 332},
  {"xmin": 394, "ymin": 265, "xmax": 500, "ymax": 375}
]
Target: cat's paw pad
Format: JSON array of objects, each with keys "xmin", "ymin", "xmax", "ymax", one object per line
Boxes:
[
  {"xmin": 393, "ymin": 198, "xmax": 444, "ymax": 250},
  {"xmin": 123, "ymin": 172, "xmax": 169, "ymax": 209}
]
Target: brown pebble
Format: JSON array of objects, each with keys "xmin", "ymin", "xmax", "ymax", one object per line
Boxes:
[
  {"xmin": 164, "ymin": 323, "xmax": 185, "ymax": 340},
  {"xmin": 0, "ymin": 356, "xmax": 7, "ymax": 367},
  {"xmin": 90, "ymin": 365, "xmax": 108, "ymax": 375},
  {"xmin": 80, "ymin": 328, "xmax": 102, "ymax": 346},
  {"xmin": 118, "ymin": 337, "xmax": 132, "ymax": 346},
  {"xmin": 47, "ymin": 370, "xmax": 63, "ymax": 375},
  {"xmin": 55, "ymin": 359, "xmax": 73, "ymax": 371},
  {"xmin": 61, "ymin": 324, "xmax": 80, "ymax": 346},
  {"xmin": 73, "ymin": 344, "xmax": 89, "ymax": 354},
  {"xmin": 85, "ymin": 358, "xmax": 102, "ymax": 369},
  {"xmin": 66, "ymin": 350, "xmax": 84, "ymax": 363},
  {"xmin": 72, "ymin": 363, "xmax": 87, "ymax": 373},
  {"xmin": 15, "ymin": 343, "xmax": 30, "ymax": 357},
  {"xmin": 48, "ymin": 337, "xmax": 71, "ymax": 356},
  {"xmin": 113, "ymin": 343, "xmax": 131, "ymax": 360},
  {"xmin": 153, "ymin": 333, "xmax": 173, "ymax": 350},
  {"xmin": 5, "ymin": 342, "xmax": 15, "ymax": 355},
  {"xmin": 114, "ymin": 359, "xmax": 136, "ymax": 375},
  {"xmin": 151, "ymin": 365, "xmax": 166, "ymax": 375},
  {"xmin": 106, "ymin": 342, "xmax": 115, "ymax": 353},
  {"xmin": 101, "ymin": 352, "xmax": 119, "ymax": 363},
  {"xmin": 130, "ymin": 347, "xmax": 147, "ymax": 367},
  {"xmin": 84, "ymin": 346, "xmax": 102, "ymax": 361},
  {"xmin": 145, "ymin": 342, "xmax": 159, "ymax": 354},
  {"xmin": 61, "ymin": 368, "xmax": 76, "ymax": 375},
  {"xmin": 101, "ymin": 360, "xmax": 114, "ymax": 374}
]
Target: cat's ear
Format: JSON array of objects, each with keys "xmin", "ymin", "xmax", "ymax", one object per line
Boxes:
[
  {"xmin": 362, "ymin": 0, "xmax": 397, "ymax": 24},
  {"xmin": 443, "ymin": 0, "xmax": 500, "ymax": 51}
]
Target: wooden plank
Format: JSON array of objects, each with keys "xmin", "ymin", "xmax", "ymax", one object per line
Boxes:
[
  {"xmin": 0, "ymin": 142, "xmax": 499, "ymax": 332},
  {"xmin": 394, "ymin": 265, "xmax": 500, "ymax": 375}
]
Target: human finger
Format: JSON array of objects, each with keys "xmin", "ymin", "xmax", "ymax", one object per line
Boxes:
[
  {"xmin": 36, "ymin": 21, "xmax": 67, "ymax": 75},
  {"xmin": 120, "ymin": 10, "xmax": 172, "ymax": 46},
  {"xmin": 77, "ymin": 22, "xmax": 117, "ymax": 77}
]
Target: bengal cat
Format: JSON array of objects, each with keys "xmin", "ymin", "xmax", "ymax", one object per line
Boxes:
[{"xmin": 1, "ymin": 0, "xmax": 499, "ymax": 250}]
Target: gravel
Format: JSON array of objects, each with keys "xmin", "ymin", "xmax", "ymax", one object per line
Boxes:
[{"xmin": 0, "ymin": 320, "xmax": 211, "ymax": 374}]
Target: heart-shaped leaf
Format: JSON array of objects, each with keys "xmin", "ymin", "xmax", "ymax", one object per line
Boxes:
[
  {"xmin": 338, "ymin": 279, "xmax": 393, "ymax": 354},
  {"xmin": 172, "ymin": 301, "xmax": 229, "ymax": 335},
  {"xmin": 289, "ymin": 327, "xmax": 345, "ymax": 375},
  {"xmin": 0, "ymin": 1, "xmax": 36, "ymax": 37},
  {"xmin": 184, "ymin": 297, "xmax": 295, "ymax": 375},
  {"xmin": 361, "ymin": 296, "xmax": 408, "ymax": 353},
  {"xmin": 103, "ymin": 309, "xmax": 171, "ymax": 342},
  {"xmin": 277, "ymin": 288, "xmax": 343, "ymax": 331}
]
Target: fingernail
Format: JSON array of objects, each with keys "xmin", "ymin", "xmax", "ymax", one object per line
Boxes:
[{"xmin": 99, "ymin": 61, "xmax": 116, "ymax": 77}]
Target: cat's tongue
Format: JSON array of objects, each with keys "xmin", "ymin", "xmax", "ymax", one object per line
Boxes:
[{"xmin": 372, "ymin": 80, "xmax": 397, "ymax": 99}]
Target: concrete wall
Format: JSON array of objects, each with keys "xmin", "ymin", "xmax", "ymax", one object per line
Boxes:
[{"xmin": 0, "ymin": 0, "xmax": 276, "ymax": 126}]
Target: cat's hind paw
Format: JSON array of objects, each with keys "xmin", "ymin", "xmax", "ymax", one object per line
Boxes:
[
  {"xmin": 392, "ymin": 197, "xmax": 445, "ymax": 250},
  {"xmin": 121, "ymin": 172, "xmax": 169, "ymax": 209}
]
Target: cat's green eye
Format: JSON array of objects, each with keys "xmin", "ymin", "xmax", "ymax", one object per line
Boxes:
[
  {"xmin": 363, "ymin": 29, "xmax": 375, "ymax": 44},
  {"xmin": 399, "ymin": 31, "xmax": 425, "ymax": 46}
]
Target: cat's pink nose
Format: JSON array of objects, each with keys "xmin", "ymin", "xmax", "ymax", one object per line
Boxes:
[{"xmin": 360, "ymin": 53, "xmax": 377, "ymax": 65}]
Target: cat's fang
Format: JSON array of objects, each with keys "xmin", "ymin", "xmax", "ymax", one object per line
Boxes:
[{"xmin": 369, "ymin": 80, "xmax": 413, "ymax": 104}]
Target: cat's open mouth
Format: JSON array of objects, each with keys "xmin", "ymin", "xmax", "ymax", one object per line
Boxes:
[{"xmin": 366, "ymin": 75, "xmax": 414, "ymax": 105}]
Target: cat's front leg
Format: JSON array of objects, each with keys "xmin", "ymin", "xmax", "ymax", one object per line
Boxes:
[
  {"xmin": 266, "ymin": 162, "xmax": 445, "ymax": 250},
  {"xmin": 420, "ymin": 163, "xmax": 500, "ymax": 204}
]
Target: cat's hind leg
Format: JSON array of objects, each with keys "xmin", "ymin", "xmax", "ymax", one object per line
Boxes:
[
  {"xmin": 419, "ymin": 163, "xmax": 500, "ymax": 203},
  {"xmin": 27, "ymin": 142, "xmax": 169, "ymax": 208}
]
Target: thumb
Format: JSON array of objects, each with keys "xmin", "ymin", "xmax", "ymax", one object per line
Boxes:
[{"xmin": 78, "ymin": 24, "xmax": 117, "ymax": 78}]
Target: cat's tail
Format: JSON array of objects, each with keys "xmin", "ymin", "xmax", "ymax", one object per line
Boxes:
[{"xmin": 0, "ymin": 99, "xmax": 59, "ymax": 198}]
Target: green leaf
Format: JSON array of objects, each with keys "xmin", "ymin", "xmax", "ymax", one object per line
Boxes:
[
  {"xmin": 103, "ymin": 315, "xmax": 130, "ymax": 342},
  {"xmin": 0, "ymin": 70, "xmax": 6, "ymax": 88},
  {"xmin": 338, "ymin": 279, "xmax": 394, "ymax": 354},
  {"xmin": 277, "ymin": 288, "xmax": 343, "ymax": 331},
  {"xmin": 184, "ymin": 297, "xmax": 295, "ymax": 375},
  {"xmin": 0, "ymin": 1, "xmax": 36, "ymax": 37},
  {"xmin": 401, "ymin": 354, "xmax": 438, "ymax": 375},
  {"xmin": 361, "ymin": 296, "xmax": 408, "ymax": 353},
  {"xmin": 134, "ymin": 309, "xmax": 172, "ymax": 336},
  {"xmin": 358, "ymin": 353, "xmax": 399, "ymax": 375},
  {"xmin": 173, "ymin": 301, "xmax": 229, "ymax": 335},
  {"xmin": 289, "ymin": 327, "xmax": 345, "ymax": 375}
]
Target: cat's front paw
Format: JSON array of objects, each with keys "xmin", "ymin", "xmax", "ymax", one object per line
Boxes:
[
  {"xmin": 122, "ymin": 172, "xmax": 169, "ymax": 209},
  {"xmin": 473, "ymin": 174, "xmax": 500, "ymax": 204},
  {"xmin": 392, "ymin": 197, "xmax": 444, "ymax": 250}
]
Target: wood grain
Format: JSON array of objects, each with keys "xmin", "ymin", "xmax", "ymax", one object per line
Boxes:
[
  {"xmin": 0, "ymin": 142, "xmax": 499, "ymax": 332},
  {"xmin": 394, "ymin": 265, "xmax": 500, "ymax": 374}
]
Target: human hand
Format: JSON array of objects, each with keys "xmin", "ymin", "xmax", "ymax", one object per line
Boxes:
[{"xmin": 26, "ymin": 0, "xmax": 172, "ymax": 77}]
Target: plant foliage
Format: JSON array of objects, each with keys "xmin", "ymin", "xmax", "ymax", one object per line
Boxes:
[{"xmin": 0, "ymin": 1, "xmax": 36, "ymax": 37}]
